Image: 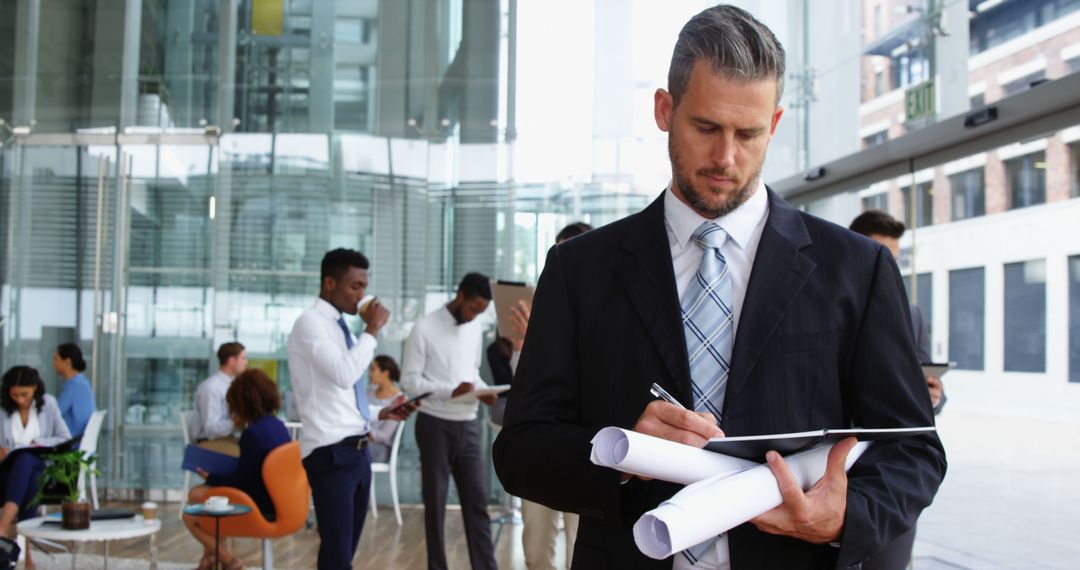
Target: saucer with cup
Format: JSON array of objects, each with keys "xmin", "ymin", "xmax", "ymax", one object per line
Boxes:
[{"xmin": 203, "ymin": 496, "xmax": 230, "ymax": 513}]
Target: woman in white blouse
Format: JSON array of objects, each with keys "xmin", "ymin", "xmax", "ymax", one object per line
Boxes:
[
  {"xmin": 366, "ymin": 355, "xmax": 403, "ymax": 463},
  {"xmin": 0, "ymin": 366, "xmax": 72, "ymax": 539}
]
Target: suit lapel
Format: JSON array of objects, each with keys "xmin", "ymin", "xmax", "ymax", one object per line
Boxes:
[
  {"xmin": 724, "ymin": 190, "xmax": 817, "ymax": 410},
  {"xmin": 615, "ymin": 194, "xmax": 693, "ymax": 405}
]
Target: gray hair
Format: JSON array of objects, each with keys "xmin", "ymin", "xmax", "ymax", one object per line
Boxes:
[{"xmin": 667, "ymin": 4, "xmax": 786, "ymax": 107}]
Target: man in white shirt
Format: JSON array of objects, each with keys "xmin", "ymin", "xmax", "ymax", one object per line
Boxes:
[
  {"xmin": 287, "ymin": 248, "xmax": 418, "ymax": 569},
  {"xmin": 193, "ymin": 342, "xmax": 247, "ymax": 455},
  {"xmin": 402, "ymin": 272, "xmax": 499, "ymax": 570}
]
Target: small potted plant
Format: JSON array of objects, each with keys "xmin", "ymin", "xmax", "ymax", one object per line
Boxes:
[{"xmin": 31, "ymin": 450, "xmax": 100, "ymax": 530}]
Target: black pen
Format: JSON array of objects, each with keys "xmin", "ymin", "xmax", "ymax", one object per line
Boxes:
[{"xmin": 649, "ymin": 382, "xmax": 686, "ymax": 409}]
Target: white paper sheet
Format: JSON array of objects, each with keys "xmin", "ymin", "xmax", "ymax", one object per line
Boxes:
[
  {"xmin": 448, "ymin": 385, "xmax": 511, "ymax": 402},
  {"xmin": 633, "ymin": 441, "xmax": 871, "ymax": 560},
  {"xmin": 590, "ymin": 427, "xmax": 757, "ymax": 485}
]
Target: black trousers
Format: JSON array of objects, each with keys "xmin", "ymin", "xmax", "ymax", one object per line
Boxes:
[
  {"xmin": 302, "ymin": 442, "xmax": 372, "ymax": 570},
  {"xmin": 415, "ymin": 413, "xmax": 497, "ymax": 570}
]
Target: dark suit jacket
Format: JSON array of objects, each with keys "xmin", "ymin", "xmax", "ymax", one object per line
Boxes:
[
  {"xmin": 909, "ymin": 305, "xmax": 931, "ymax": 362},
  {"xmin": 492, "ymin": 190, "xmax": 947, "ymax": 569}
]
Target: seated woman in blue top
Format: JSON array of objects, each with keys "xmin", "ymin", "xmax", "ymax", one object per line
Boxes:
[
  {"xmin": 53, "ymin": 343, "xmax": 96, "ymax": 437},
  {"xmin": 183, "ymin": 368, "xmax": 289, "ymax": 570},
  {"xmin": 0, "ymin": 366, "xmax": 72, "ymax": 539}
]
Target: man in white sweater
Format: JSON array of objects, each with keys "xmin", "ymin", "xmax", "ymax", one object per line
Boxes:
[{"xmin": 402, "ymin": 272, "xmax": 498, "ymax": 570}]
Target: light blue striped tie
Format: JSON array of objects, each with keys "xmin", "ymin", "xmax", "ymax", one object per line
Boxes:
[
  {"xmin": 337, "ymin": 316, "xmax": 372, "ymax": 422},
  {"xmin": 682, "ymin": 222, "xmax": 733, "ymax": 422},
  {"xmin": 681, "ymin": 221, "xmax": 733, "ymax": 565}
]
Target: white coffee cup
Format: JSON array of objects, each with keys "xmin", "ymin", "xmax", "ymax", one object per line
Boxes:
[
  {"xmin": 141, "ymin": 501, "xmax": 158, "ymax": 522},
  {"xmin": 205, "ymin": 496, "xmax": 229, "ymax": 511}
]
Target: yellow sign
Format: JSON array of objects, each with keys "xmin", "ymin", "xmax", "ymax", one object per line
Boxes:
[
  {"xmin": 252, "ymin": 0, "xmax": 285, "ymax": 37},
  {"xmin": 247, "ymin": 359, "xmax": 280, "ymax": 382}
]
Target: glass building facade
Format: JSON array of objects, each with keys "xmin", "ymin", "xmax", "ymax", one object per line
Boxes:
[
  {"xmin": 0, "ymin": 0, "xmax": 658, "ymax": 501},
  {"xmin": 2, "ymin": 2, "xmax": 1080, "ymax": 564}
]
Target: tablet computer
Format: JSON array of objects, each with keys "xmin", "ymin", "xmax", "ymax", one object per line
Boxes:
[
  {"xmin": 921, "ymin": 361, "xmax": 954, "ymax": 378},
  {"xmin": 492, "ymin": 280, "xmax": 534, "ymax": 340}
]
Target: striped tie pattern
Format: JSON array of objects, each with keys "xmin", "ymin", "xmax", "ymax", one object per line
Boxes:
[
  {"xmin": 681, "ymin": 222, "xmax": 734, "ymax": 565},
  {"xmin": 681, "ymin": 222, "xmax": 734, "ymax": 424},
  {"xmin": 338, "ymin": 316, "xmax": 372, "ymax": 422}
]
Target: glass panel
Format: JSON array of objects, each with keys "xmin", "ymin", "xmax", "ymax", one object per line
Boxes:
[
  {"xmin": 901, "ymin": 181, "xmax": 934, "ymax": 228},
  {"xmin": 0, "ymin": 142, "xmax": 116, "ymax": 394},
  {"xmin": 1071, "ymin": 255, "xmax": 1080, "ymax": 383},
  {"xmin": 1005, "ymin": 151, "xmax": 1047, "ymax": 209},
  {"xmin": 948, "ymin": 167, "xmax": 986, "ymax": 220},
  {"xmin": 1004, "ymin": 259, "xmax": 1047, "ymax": 372},
  {"xmin": 949, "ymin": 267, "xmax": 985, "ymax": 371},
  {"xmin": 862, "ymin": 192, "xmax": 888, "ymax": 211},
  {"xmin": 916, "ymin": 272, "xmax": 933, "ymax": 344}
]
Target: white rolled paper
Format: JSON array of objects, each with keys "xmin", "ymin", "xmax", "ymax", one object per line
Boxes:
[
  {"xmin": 633, "ymin": 441, "xmax": 871, "ymax": 560},
  {"xmin": 590, "ymin": 427, "xmax": 757, "ymax": 485}
]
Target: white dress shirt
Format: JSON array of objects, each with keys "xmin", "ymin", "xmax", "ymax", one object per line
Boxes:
[
  {"xmin": 666, "ymin": 181, "xmax": 769, "ymax": 570},
  {"xmin": 287, "ymin": 298, "xmax": 377, "ymax": 458},
  {"xmin": 194, "ymin": 370, "xmax": 235, "ymax": 440},
  {"xmin": 401, "ymin": 306, "xmax": 488, "ymax": 422},
  {"xmin": 11, "ymin": 407, "xmax": 40, "ymax": 447}
]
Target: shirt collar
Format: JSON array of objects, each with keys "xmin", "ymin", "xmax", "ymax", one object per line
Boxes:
[
  {"xmin": 440, "ymin": 305, "xmax": 461, "ymax": 326},
  {"xmin": 314, "ymin": 297, "xmax": 345, "ymax": 321},
  {"xmin": 664, "ymin": 178, "xmax": 769, "ymax": 251}
]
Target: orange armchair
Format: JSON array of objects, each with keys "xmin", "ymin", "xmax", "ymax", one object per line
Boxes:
[{"xmin": 197, "ymin": 441, "xmax": 311, "ymax": 569}]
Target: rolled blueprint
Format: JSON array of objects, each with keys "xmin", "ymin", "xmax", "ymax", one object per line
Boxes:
[
  {"xmin": 633, "ymin": 441, "xmax": 871, "ymax": 560},
  {"xmin": 590, "ymin": 427, "xmax": 757, "ymax": 485}
]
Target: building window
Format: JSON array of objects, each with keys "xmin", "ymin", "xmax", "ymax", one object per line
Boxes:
[
  {"xmin": 862, "ymin": 130, "xmax": 888, "ymax": 148},
  {"xmin": 1070, "ymin": 142, "xmax": 1080, "ymax": 198},
  {"xmin": 916, "ymin": 272, "xmax": 933, "ymax": 343},
  {"xmin": 874, "ymin": 70, "xmax": 886, "ymax": 97},
  {"xmin": 890, "ymin": 50, "xmax": 930, "ymax": 91},
  {"xmin": 970, "ymin": 0, "xmax": 1080, "ymax": 54},
  {"xmin": 1004, "ymin": 260, "xmax": 1047, "ymax": 373},
  {"xmin": 362, "ymin": 18, "xmax": 376, "ymax": 44},
  {"xmin": 861, "ymin": 192, "xmax": 888, "ymax": 212},
  {"xmin": 901, "ymin": 182, "xmax": 933, "ymax": 228},
  {"xmin": 1070, "ymin": 255, "xmax": 1080, "ymax": 383},
  {"xmin": 949, "ymin": 168, "xmax": 986, "ymax": 220},
  {"xmin": 949, "ymin": 267, "xmax": 985, "ymax": 371},
  {"xmin": 1005, "ymin": 151, "xmax": 1046, "ymax": 209},
  {"xmin": 903, "ymin": 272, "xmax": 934, "ymax": 356}
]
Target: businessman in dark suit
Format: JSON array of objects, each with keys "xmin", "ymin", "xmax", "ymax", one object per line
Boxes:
[
  {"xmin": 849, "ymin": 209, "xmax": 946, "ymax": 414},
  {"xmin": 849, "ymin": 209, "xmax": 947, "ymax": 570},
  {"xmin": 492, "ymin": 5, "xmax": 946, "ymax": 570}
]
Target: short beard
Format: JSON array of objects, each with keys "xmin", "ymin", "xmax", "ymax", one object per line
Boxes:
[{"xmin": 668, "ymin": 132, "xmax": 762, "ymax": 219}]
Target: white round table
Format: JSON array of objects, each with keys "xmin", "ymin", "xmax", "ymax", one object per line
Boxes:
[{"xmin": 18, "ymin": 515, "xmax": 161, "ymax": 570}]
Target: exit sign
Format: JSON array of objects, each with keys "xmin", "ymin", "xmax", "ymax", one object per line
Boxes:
[{"xmin": 905, "ymin": 80, "xmax": 936, "ymax": 122}]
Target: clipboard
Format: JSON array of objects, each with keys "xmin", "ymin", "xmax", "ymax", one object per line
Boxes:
[
  {"xmin": 704, "ymin": 426, "xmax": 936, "ymax": 462},
  {"xmin": 449, "ymin": 385, "xmax": 511, "ymax": 402},
  {"xmin": 182, "ymin": 444, "xmax": 239, "ymax": 476},
  {"xmin": 492, "ymin": 280, "xmax": 534, "ymax": 340}
]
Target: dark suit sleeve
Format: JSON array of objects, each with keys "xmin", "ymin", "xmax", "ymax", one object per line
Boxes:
[
  {"xmin": 493, "ymin": 247, "xmax": 627, "ymax": 522},
  {"xmin": 836, "ymin": 247, "xmax": 947, "ymax": 568}
]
